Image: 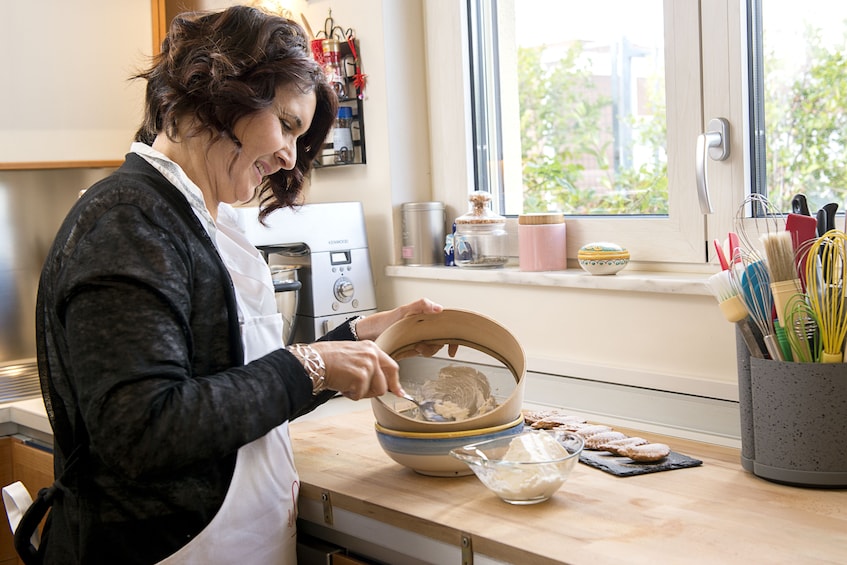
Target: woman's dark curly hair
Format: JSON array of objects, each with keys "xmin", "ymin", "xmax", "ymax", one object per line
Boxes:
[{"xmin": 134, "ymin": 5, "xmax": 337, "ymax": 220}]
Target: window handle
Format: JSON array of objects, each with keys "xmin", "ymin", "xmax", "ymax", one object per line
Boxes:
[{"xmin": 695, "ymin": 117, "xmax": 730, "ymax": 214}]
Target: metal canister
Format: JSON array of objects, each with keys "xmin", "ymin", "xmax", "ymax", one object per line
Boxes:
[{"xmin": 401, "ymin": 202, "xmax": 446, "ymax": 266}]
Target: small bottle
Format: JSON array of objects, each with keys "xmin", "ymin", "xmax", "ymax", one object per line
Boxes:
[
  {"xmin": 333, "ymin": 106, "xmax": 354, "ymax": 164},
  {"xmin": 322, "ymin": 39, "xmax": 347, "ymax": 99}
]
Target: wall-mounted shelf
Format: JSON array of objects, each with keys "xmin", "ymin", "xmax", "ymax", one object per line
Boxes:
[{"xmin": 314, "ymin": 38, "xmax": 367, "ymax": 168}]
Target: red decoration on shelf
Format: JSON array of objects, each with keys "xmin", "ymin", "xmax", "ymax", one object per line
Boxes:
[{"xmin": 346, "ymin": 32, "xmax": 367, "ymax": 98}]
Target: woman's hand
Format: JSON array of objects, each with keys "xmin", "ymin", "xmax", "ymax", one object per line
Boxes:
[
  {"xmin": 309, "ymin": 340, "xmax": 401, "ymax": 400},
  {"xmin": 353, "ymin": 298, "xmax": 444, "ymax": 341},
  {"xmin": 306, "ymin": 299, "xmax": 464, "ymax": 401},
  {"xmin": 353, "ymin": 298, "xmax": 459, "ymax": 359}
]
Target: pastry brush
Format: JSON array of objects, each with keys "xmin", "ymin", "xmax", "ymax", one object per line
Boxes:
[{"xmin": 762, "ymin": 231, "xmax": 802, "ymax": 360}]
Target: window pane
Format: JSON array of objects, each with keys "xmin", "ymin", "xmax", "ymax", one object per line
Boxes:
[
  {"xmin": 501, "ymin": 0, "xmax": 666, "ymax": 216},
  {"xmin": 455, "ymin": 0, "xmax": 711, "ymax": 263},
  {"xmin": 754, "ymin": 1, "xmax": 847, "ymax": 214}
]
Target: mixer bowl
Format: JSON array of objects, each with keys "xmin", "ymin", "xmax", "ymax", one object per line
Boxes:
[
  {"xmin": 372, "ymin": 309, "xmax": 526, "ymax": 433},
  {"xmin": 270, "ymin": 265, "xmax": 300, "ymax": 346}
]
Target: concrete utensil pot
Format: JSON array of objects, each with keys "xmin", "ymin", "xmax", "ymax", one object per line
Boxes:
[
  {"xmin": 736, "ymin": 327, "xmax": 847, "ymax": 487},
  {"xmin": 271, "ymin": 265, "xmax": 301, "ymax": 346},
  {"xmin": 372, "ymin": 309, "xmax": 526, "ymax": 433}
]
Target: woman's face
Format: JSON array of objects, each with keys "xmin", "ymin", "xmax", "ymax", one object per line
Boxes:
[{"xmin": 208, "ymin": 84, "xmax": 317, "ymax": 206}]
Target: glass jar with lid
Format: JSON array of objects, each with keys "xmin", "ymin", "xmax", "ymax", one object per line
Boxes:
[{"xmin": 454, "ymin": 191, "xmax": 508, "ymax": 268}]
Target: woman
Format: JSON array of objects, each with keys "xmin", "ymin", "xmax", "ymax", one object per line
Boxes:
[{"xmin": 34, "ymin": 6, "xmax": 446, "ymax": 564}]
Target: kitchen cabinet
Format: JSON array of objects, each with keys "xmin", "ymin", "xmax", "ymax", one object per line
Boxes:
[
  {"xmin": 0, "ymin": 0, "xmax": 152, "ymax": 170},
  {"xmin": 0, "ymin": 437, "xmax": 54, "ymax": 565}
]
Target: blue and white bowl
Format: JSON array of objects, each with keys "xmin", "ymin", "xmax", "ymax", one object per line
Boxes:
[{"xmin": 375, "ymin": 415, "xmax": 525, "ymax": 476}]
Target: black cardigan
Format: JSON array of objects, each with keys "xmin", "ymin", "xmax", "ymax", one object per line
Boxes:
[{"xmin": 36, "ymin": 154, "xmax": 347, "ymax": 564}]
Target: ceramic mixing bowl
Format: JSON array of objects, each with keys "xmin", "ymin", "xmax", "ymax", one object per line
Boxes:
[
  {"xmin": 372, "ymin": 309, "xmax": 526, "ymax": 433},
  {"xmin": 375, "ymin": 415, "xmax": 525, "ymax": 476}
]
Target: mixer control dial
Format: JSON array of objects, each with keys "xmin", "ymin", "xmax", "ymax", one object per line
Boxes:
[{"xmin": 333, "ymin": 277, "xmax": 354, "ymax": 303}]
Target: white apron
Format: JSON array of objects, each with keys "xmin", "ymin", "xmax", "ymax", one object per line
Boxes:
[{"xmin": 157, "ymin": 204, "xmax": 299, "ymax": 564}]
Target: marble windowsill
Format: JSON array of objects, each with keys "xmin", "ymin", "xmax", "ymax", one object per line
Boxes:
[{"xmin": 385, "ymin": 264, "xmax": 713, "ymax": 296}]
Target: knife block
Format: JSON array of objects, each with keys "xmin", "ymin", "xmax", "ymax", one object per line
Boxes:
[{"xmin": 736, "ymin": 327, "xmax": 847, "ymax": 487}]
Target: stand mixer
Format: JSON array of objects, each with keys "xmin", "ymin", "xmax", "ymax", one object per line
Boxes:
[{"xmin": 235, "ymin": 201, "xmax": 377, "ymax": 342}]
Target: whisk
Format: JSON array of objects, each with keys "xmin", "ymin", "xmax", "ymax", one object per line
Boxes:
[
  {"xmin": 734, "ymin": 194, "xmax": 783, "ymax": 262},
  {"xmin": 804, "ymin": 229, "xmax": 847, "ymax": 363},
  {"xmin": 783, "ymin": 293, "xmax": 821, "ymax": 363},
  {"xmin": 729, "ymin": 248, "xmax": 783, "ymax": 360}
]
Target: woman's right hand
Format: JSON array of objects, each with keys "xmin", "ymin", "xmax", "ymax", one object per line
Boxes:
[{"xmin": 309, "ymin": 340, "xmax": 400, "ymax": 401}]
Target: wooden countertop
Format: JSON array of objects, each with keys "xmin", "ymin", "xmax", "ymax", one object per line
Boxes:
[{"xmin": 290, "ymin": 409, "xmax": 847, "ymax": 565}]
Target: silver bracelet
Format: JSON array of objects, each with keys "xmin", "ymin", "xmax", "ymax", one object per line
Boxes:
[
  {"xmin": 348, "ymin": 316, "xmax": 364, "ymax": 341},
  {"xmin": 287, "ymin": 343, "xmax": 327, "ymax": 395}
]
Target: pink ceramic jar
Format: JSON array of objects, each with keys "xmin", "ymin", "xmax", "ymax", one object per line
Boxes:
[{"xmin": 518, "ymin": 213, "xmax": 566, "ymax": 271}]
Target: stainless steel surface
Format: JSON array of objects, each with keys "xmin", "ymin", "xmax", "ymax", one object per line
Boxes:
[
  {"xmin": 236, "ymin": 202, "xmax": 378, "ymax": 342},
  {"xmin": 0, "ymin": 359, "xmax": 41, "ymax": 402},
  {"xmin": 401, "ymin": 201, "xmax": 445, "ymax": 266},
  {"xmin": 0, "ymin": 168, "xmax": 113, "ymax": 367},
  {"xmin": 271, "ymin": 265, "xmax": 301, "ymax": 346}
]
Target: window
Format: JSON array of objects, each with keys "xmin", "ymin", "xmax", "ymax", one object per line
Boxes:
[
  {"xmin": 430, "ymin": 0, "xmax": 715, "ymax": 266},
  {"xmin": 443, "ymin": 0, "xmax": 847, "ymax": 269},
  {"xmin": 472, "ymin": 0, "xmax": 668, "ymax": 218},
  {"xmin": 749, "ymin": 0, "xmax": 847, "ymax": 214}
]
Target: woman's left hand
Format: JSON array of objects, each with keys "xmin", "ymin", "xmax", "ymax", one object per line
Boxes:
[{"xmin": 353, "ymin": 298, "xmax": 459, "ymax": 357}]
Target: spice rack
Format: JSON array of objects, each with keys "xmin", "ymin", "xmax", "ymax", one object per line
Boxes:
[{"xmin": 313, "ymin": 38, "xmax": 366, "ymax": 168}]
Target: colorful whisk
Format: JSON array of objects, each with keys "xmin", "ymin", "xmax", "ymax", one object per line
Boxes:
[{"xmin": 804, "ymin": 230, "xmax": 847, "ymax": 363}]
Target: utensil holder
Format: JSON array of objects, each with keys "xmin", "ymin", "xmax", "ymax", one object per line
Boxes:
[
  {"xmin": 735, "ymin": 327, "xmax": 755, "ymax": 473},
  {"xmin": 736, "ymin": 327, "xmax": 847, "ymax": 486}
]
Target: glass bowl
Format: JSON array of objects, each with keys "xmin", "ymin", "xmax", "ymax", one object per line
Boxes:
[{"xmin": 450, "ymin": 429, "xmax": 584, "ymax": 504}]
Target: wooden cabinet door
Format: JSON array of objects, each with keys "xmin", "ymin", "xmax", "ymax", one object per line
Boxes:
[{"xmin": 0, "ymin": 438, "xmax": 54, "ymax": 565}]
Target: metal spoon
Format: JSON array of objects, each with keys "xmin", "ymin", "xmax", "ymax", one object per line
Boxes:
[{"xmin": 398, "ymin": 392, "xmax": 454, "ymax": 422}]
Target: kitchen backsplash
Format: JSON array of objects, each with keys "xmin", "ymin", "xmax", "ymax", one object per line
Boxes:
[{"xmin": 0, "ymin": 168, "xmax": 113, "ymax": 365}]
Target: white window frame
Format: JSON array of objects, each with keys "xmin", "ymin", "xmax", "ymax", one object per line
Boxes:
[{"xmin": 423, "ymin": 0, "xmax": 749, "ymax": 271}]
